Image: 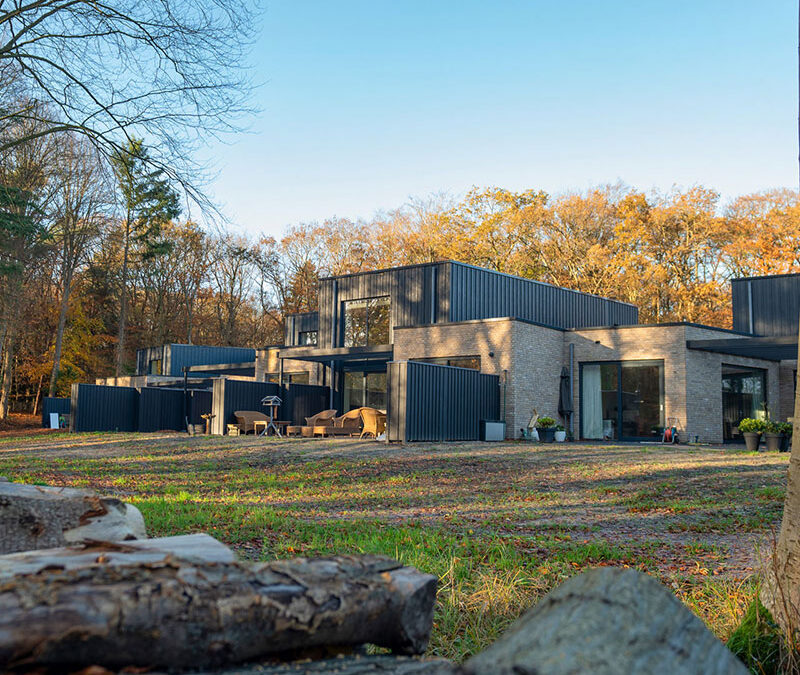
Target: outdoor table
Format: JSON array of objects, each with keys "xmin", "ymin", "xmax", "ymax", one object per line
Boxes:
[{"xmin": 255, "ymin": 419, "xmax": 291, "ymax": 437}]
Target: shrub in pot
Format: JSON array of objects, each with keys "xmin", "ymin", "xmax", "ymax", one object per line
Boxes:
[
  {"xmin": 776, "ymin": 421, "xmax": 793, "ymax": 452},
  {"xmin": 764, "ymin": 420, "xmax": 783, "ymax": 453},
  {"xmin": 554, "ymin": 424, "xmax": 567, "ymax": 442},
  {"xmin": 536, "ymin": 416, "xmax": 557, "ymax": 443},
  {"xmin": 738, "ymin": 418, "xmax": 766, "ymax": 452}
]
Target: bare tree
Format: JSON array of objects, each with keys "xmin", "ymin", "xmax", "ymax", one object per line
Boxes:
[
  {"xmin": 0, "ymin": 0, "xmax": 257, "ymax": 203},
  {"xmin": 208, "ymin": 231, "xmax": 253, "ymax": 346},
  {"xmin": 48, "ymin": 134, "xmax": 108, "ymax": 397}
]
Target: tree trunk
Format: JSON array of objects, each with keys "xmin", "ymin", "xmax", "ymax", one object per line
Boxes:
[
  {"xmin": 48, "ymin": 269, "xmax": 72, "ymax": 397},
  {"xmin": 0, "ymin": 330, "xmax": 14, "ymax": 420},
  {"xmin": 760, "ymin": 323, "xmax": 800, "ymax": 637},
  {"xmin": 0, "ymin": 543, "xmax": 437, "ymax": 670},
  {"xmin": 31, "ymin": 373, "xmax": 43, "ymax": 415},
  {"xmin": 115, "ymin": 217, "xmax": 131, "ymax": 377}
]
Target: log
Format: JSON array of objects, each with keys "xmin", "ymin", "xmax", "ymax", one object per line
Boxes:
[
  {"xmin": 462, "ymin": 567, "xmax": 748, "ymax": 675},
  {"xmin": 194, "ymin": 655, "xmax": 459, "ymax": 675},
  {"xmin": 0, "ymin": 539, "xmax": 437, "ymax": 670},
  {"xmin": 0, "ymin": 481, "xmax": 146, "ymax": 554}
]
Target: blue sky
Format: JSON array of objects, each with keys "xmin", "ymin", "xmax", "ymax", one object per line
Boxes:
[{"xmin": 204, "ymin": 1, "xmax": 798, "ymax": 237}]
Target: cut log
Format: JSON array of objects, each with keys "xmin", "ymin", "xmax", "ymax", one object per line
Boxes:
[
  {"xmin": 462, "ymin": 567, "xmax": 748, "ymax": 675},
  {"xmin": 0, "ymin": 481, "xmax": 146, "ymax": 554},
  {"xmin": 194, "ymin": 655, "xmax": 460, "ymax": 675},
  {"xmin": 0, "ymin": 540, "xmax": 437, "ymax": 670}
]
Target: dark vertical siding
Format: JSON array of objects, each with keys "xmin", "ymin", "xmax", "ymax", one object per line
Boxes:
[
  {"xmin": 211, "ymin": 379, "xmax": 281, "ymax": 434},
  {"xmin": 71, "ymin": 383, "xmax": 139, "ymax": 432},
  {"xmin": 41, "ymin": 397, "xmax": 71, "ymax": 427},
  {"xmin": 387, "ymin": 361, "xmax": 500, "ymax": 442},
  {"xmin": 168, "ymin": 345, "xmax": 256, "ymax": 376},
  {"xmin": 282, "ymin": 383, "xmax": 329, "ymax": 424},
  {"xmin": 284, "ymin": 312, "xmax": 320, "ymax": 346},
  {"xmin": 732, "ymin": 275, "xmax": 800, "ymax": 337},
  {"xmin": 137, "ymin": 388, "xmax": 185, "ymax": 432},
  {"xmin": 448, "ymin": 262, "xmax": 638, "ymax": 328},
  {"xmin": 189, "ymin": 389, "xmax": 213, "ymax": 425},
  {"xmin": 318, "ymin": 262, "xmax": 451, "ymax": 347}
]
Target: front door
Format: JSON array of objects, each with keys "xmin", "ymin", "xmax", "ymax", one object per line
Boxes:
[{"xmin": 721, "ymin": 365, "xmax": 766, "ymax": 442}]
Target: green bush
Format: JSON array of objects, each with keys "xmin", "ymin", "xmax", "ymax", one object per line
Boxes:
[
  {"xmin": 739, "ymin": 418, "xmax": 767, "ymax": 434},
  {"xmin": 776, "ymin": 422, "xmax": 793, "ymax": 436},
  {"xmin": 554, "ymin": 424, "xmax": 566, "ymax": 432},
  {"xmin": 536, "ymin": 416, "xmax": 556, "ymax": 429}
]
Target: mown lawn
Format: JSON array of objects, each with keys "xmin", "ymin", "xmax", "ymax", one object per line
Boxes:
[{"xmin": 0, "ymin": 433, "xmax": 789, "ymax": 662}]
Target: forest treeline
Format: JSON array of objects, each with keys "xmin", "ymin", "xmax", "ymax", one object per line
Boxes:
[{"xmin": 2, "ymin": 127, "xmax": 800, "ymax": 416}]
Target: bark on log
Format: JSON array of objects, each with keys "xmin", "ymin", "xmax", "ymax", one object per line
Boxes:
[
  {"xmin": 0, "ymin": 538, "xmax": 437, "ymax": 670},
  {"xmin": 462, "ymin": 567, "xmax": 747, "ymax": 675},
  {"xmin": 0, "ymin": 481, "xmax": 146, "ymax": 554},
  {"xmin": 193, "ymin": 655, "xmax": 459, "ymax": 675}
]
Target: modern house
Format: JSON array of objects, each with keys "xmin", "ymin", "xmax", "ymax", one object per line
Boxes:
[{"xmin": 84, "ymin": 262, "xmax": 798, "ymax": 443}]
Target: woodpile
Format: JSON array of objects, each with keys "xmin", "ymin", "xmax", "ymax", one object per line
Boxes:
[{"xmin": 0, "ymin": 479, "xmax": 749, "ymax": 674}]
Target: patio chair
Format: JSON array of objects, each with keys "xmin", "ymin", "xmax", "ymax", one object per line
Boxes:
[
  {"xmin": 360, "ymin": 407, "xmax": 387, "ymax": 439},
  {"xmin": 328, "ymin": 408, "xmax": 364, "ymax": 437},
  {"xmin": 286, "ymin": 409, "xmax": 337, "ymax": 438},
  {"xmin": 233, "ymin": 410, "xmax": 269, "ymax": 434}
]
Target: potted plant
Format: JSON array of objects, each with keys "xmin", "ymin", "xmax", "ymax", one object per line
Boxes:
[
  {"xmin": 554, "ymin": 424, "xmax": 567, "ymax": 442},
  {"xmin": 776, "ymin": 421, "xmax": 793, "ymax": 452},
  {"xmin": 738, "ymin": 418, "xmax": 766, "ymax": 452},
  {"xmin": 536, "ymin": 416, "xmax": 557, "ymax": 443},
  {"xmin": 764, "ymin": 420, "xmax": 783, "ymax": 453}
]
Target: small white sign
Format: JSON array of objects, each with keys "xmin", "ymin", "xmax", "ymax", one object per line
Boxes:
[{"xmin": 49, "ymin": 413, "xmax": 60, "ymax": 429}]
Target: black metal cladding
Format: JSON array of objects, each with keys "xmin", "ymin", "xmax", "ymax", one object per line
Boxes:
[
  {"xmin": 41, "ymin": 397, "xmax": 70, "ymax": 427},
  {"xmin": 136, "ymin": 344, "xmax": 256, "ymax": 376},
  {"xmin": 284, "ymin": 312, "xmax": 320, "ymax": 346},
  {"xmin": 189, "ymin": 389, "xmax": 213, "ymax": 425},
  {"xmin": 211, "ymin": 379, "xmax": 281, "ymax": 434},
  {"xmin": 71, "ymin": 383, "xmax": 139, "ymax": 432},
  {"xmin": 137, "ymin": 388, "xmax": 185, "ymax": 432},
  {"xmin": 732, "ymin": 275, "xmax": 800, "ymax": 337},
  {"xmin": 387, "ymin": 361, "xmax": 500, "ymax": 442},
  {"xmin": 318, "ymin": 262, "xmax": 451, "ymax": 347},
  {"xmin": 282, "ymin": 383, "xmax": 329, "ymax": 424},
  {"xmin": 448, "ymin": 263, "xmax": 638, "ymax": 328}
]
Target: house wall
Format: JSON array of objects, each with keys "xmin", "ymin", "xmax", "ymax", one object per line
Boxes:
[
  {"xmin": 779, "ymin": 360, "xmax": 797, "ymax": 422},
  {"xmin": 393, "ymin": 318, "xmax": 565, "ymax": 438},
  {"xmin": 255, "ymin": 348, "xmax": 322, "ymax": 385},
  {"xmin": 565, "ymin": 325, "xmax": 781, "ymax": 443}
]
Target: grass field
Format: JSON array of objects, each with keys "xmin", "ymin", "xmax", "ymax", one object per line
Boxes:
[{"xmin": 0, "ymin": 432, "xmax": 789, "ymax": 662}]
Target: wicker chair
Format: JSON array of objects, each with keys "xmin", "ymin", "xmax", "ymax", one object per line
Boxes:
[
  {"xmin": 328, "ymin": 408, "xmax": 364, "ymax": 437},
  {"xmin": 233, "ymin": 410, "xmax": 269, "ymax": 434},
  {"xmin": 359, "ymin": 407, "xmax": 387, "ymax": 439},
  {"xmin": 286, "ymin": 409, "xmax": 337, "ymax": 438}
]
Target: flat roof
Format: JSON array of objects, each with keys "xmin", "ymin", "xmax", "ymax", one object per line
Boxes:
[
  {"xmin": 732, "ymin": 272, "xmax": 800, "ymax": 283},
  {"xmin": 570, "ymin": 321, "xmax": 753, "ymax": 336},
  {"xmin": 687, "ymin": 335, "xmax": 797, "ymax": 361}
]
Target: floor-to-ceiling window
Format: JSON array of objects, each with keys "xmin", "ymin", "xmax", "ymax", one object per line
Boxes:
[
  {"xmin": 343, "ymin": 371, "xmax": 387, "ymax": 411},
  {"xmin": 722, "ymin": 365, "xmax": 767, "ymax": 442},
  {"xmin": 581, "ymin": 360, "xmax": 664, "ymax": 440},
  {"xmin": 343, "ymin": 297, "xmax": 391, "ymax": 347}
]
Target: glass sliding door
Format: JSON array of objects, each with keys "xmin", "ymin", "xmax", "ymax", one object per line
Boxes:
[
  {"xmin": 343, "ymin": 370, "xmax": 387, "ymax": 411},
  {"xmin": 581, "ymin": 360, "xmax": 664, "ymax": 441},
  {"xmin": 722, "ymin": 365, "xmax": 767, "ymax": 442}
]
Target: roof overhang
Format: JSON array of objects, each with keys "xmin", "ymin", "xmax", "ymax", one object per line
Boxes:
[
  {"xmin": 277, "ymin": 345, "xmax": 393, "ymax": 363},
  {"xmin": 184, "ymin": 361, "xmax": 256, "ymax": 374},
  {"xmin": 686, "ymin": 336, "xmax": 797, "ymax": 361}
]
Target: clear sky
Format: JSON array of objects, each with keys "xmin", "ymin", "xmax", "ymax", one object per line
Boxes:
[{"xmin": 203, "ymin": 1, "xmax": 798, "ymax": 238}]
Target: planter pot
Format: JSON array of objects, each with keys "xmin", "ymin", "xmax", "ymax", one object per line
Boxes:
[
  {"xmin": 765, "ymin": 432, "xmax": 783, "ymax": 453},
  {"xmin": 538, "ymin": 428, "xmax": 556, "ymax": 443},
  {"xmin": 554, "ymin": 430, "xmax": 567, "ymax": 442},
  {"xmin": 780, "ymin": 434, "xmax": 791, "ymax": 452},
  {"xmin": 743, "ymin": 431, "xmax": 762, "ymax": 452}
]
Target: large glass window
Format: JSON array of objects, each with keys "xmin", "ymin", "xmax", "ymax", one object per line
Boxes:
[
  {"xmin": 416, "ymin": 356, "xmax": 481, "ymax": 370},
  {"xmin": 267, "ymin": 372, "xmax": 310, "ymax": 385},
  {"xmin": 582, "ymin": 360, "xmax": 664, "ymax": 440},
  {"xmin": 343, "ymin": 371, "xmax": 387, "ymax": 411},
  {"xmin": 722, "ymin": 365, "xmax": 767, "ymax": 441},
  {"xmin": 343, "ymin": 297, "xmax": 390, "ymax": 347}
]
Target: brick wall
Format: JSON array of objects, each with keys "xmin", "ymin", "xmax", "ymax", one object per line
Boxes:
[{"xmin": 393, "ymin": 318, "xmax": 565, "ymax": 438}]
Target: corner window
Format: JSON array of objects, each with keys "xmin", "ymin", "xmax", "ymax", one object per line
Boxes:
[
  {"xmin": 148, "ymin": 359, "xmax": 162, "ymax": 375},
  {"xmin": 343, "ymin": 296, "xmax": 390, "ymax": 347},
  {"xmin": 298, "ymin": 331, "xmax": 318, "ymax": 346}
]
